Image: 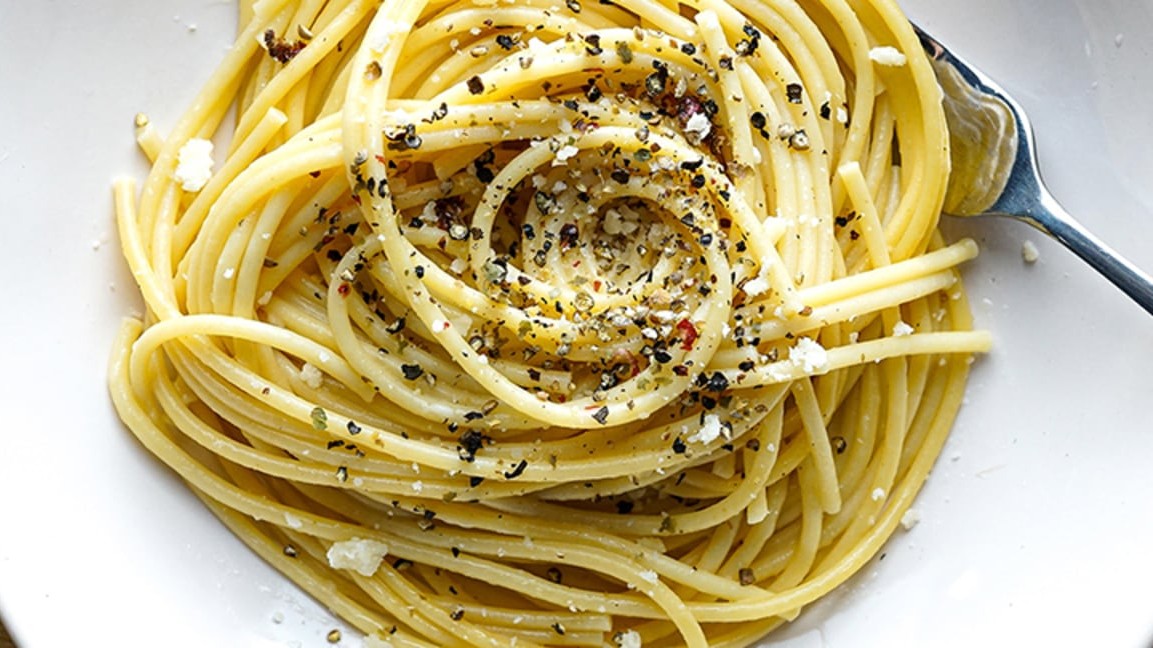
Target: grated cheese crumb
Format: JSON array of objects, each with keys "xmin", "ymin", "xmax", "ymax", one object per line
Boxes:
[
  {"xmin": 684, "ymin": 112, "xmax": 712, "ymax": 142},
  {"xmin": 743, "ymin": 276, "xmax": 770, "ymax": 297},
  {"xmin": 789, "ymin": 337, "xmax": 829, "ymax": 373},
  {"xmin": 892, "ymin": 321, "xmax": 915, "ymax": 337},
  {"xmin": 871, "ymin": 487, "xmax": 886, "ymax": 501},
  {"xmin": 687, "ymin": 414, "xmax": 723, "ymax": 445},
  {"xmin": 554, "ymin": 145, "xmax": 580, "ymax": 164},
  {"xmin": 901, "ymin": 508, "xmax": 921, "ymax": 531},
  {"xmin": 1022, "ymin": 240, "xmax": 1040, "ymax": 263},
  {"xmin": 603, "ymin": 206, "xmax": 641, "ymax": 235},
  {"xmin": 174, "ymin": 138, "xmax": 215, "ymax": 191},
  {"xmin": 300, "ymin": 362, "xmax": 323, "ymax": 389},
  {"xmin": 869, "ymin": 46, "xmax": 907, "ymax": 67},
  {"xmin": 326, "ymin": 537, "xmax": 389, "ymax": 577},
  {"xmin": 638, "ymin": 570, "xmax": 658, "ymax": 583},
  {"xmin": 615, "ymin": 629, "xmax": 643, "ymax": 648}
]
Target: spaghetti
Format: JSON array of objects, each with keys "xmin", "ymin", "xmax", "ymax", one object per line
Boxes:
[{"xmin": 110, "ymin": 0, "xmax": 991, "ymax": 645}]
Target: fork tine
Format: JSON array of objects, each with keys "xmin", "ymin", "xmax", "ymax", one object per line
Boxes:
[
  {"xmin": 912, "ymin": 22, "xmax": 1153, "ymax": 314},
  {"xmin": 911, "ymin": 23, "xmax": 1022, "ymax": 215}
]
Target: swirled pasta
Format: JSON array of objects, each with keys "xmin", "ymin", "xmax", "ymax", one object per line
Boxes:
[{"xmin": 109, "ymin": 0, "xmax": 991, "ymax": 645}]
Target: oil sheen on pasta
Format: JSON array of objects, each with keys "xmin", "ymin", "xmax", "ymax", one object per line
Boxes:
[{"xmin": 109, "ymin": 0, "xmax": 991, "ymax": 646}]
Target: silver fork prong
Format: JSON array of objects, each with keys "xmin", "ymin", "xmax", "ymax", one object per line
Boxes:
[{"xmin": 913, "ymin": 23, "xmax": 1153, "ymax": 315}]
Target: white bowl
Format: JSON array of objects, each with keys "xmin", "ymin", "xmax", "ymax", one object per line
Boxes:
[{"xmin": 1, "ymin": 1, "xmax": 1151, "ymax": 646}]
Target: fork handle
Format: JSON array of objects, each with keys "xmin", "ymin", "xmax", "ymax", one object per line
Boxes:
[{"xmin": 1022, "ymin": 192, "xmax": 1153, "ymax": 316}]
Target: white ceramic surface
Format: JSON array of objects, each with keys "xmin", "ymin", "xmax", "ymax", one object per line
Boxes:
[{"xmin": 1, "ymin": 1, "xmax": 1151, "ymax": 646}]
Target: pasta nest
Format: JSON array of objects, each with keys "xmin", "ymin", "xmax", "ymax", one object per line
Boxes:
[{"xmin": 111, "ymin": 0, "xmax": 990, "ymax": 646}]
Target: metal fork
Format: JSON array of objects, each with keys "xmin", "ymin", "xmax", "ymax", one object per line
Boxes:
[{"xmin": 912, "ymin": 25, "xmax": 1153, "ymax": 315}]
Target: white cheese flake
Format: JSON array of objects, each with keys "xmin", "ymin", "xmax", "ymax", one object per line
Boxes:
[
  {"xmin": 684, "ymin": 112, "xmax": 712, "ymax": 142},
  {"xmin": 174, "ymin": 138, "xmax": 214, "ymax": 192},
  {"xmin": 638, "ymin": 569, "xmax": 658, "ymax": 583},
  {"xmin": 1022, "ymin": 240, "xmax": 1040, "ymax": 263},
  {"xmin": 687, "ymin": 414, "xmax": 723, "ymax": 445},
  {"xmin": 299, "ymin": 362, "xmax": 323, "ymax": 389},
  {"xmin": 871, "ymin": 487, "xmax": 886, "ymax": 501},
  {"xmin": 326, "ymin": 537, "xmax": 389, "ymax": 577},
  {"xmin": 869, "ymin": 46, "xmax": 907, "ymax": 67},
  {"xmin": 615, "ymin": 629, "xmax": 643, "ymax": 648},
  {"xmin": 892, "ymin": 321, "xmax": 915, "ymax": 337},
  {"xmin": 901, "ymin": 508, "xmax": 922, "ymax": 531},
  {"xmin": 553, "ymin": 145, "xmax": 579, "ymax": 164},
  {"xmin": 789, "ymin": 337, "xmax": 829, "ymax": 373},
  {"xmin": 603, "ymin": 205, "xmax": 641, "ymax": 235},
  {"xmin": 743, "ymin": 276, "xmax": 770, "ymax": 297}
]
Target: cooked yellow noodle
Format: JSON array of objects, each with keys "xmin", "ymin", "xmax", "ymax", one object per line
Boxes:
[{"xmin": 109, "ymin": 0, "xmax": 991, "ymax": 645}]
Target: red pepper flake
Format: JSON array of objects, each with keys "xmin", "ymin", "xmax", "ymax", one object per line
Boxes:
[
  {"xmin": 676, "ymin": 318, "xmax": 699, "ymax": 350},
  {"xmin": 337, "ymin": 283, "xmax": 351, "ymax": 297}
]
